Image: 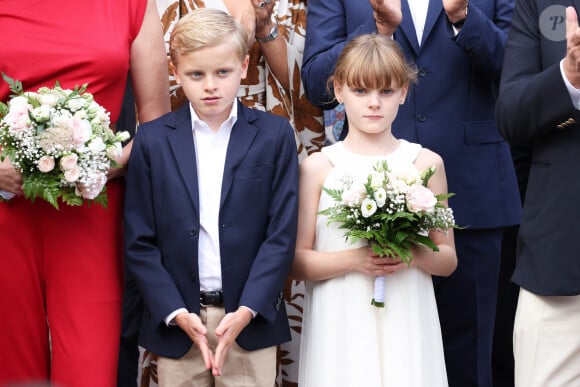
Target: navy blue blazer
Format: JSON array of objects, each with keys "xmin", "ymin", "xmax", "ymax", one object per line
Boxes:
[
  {"xmin": 497, "ymin": 0, "xmax": 580, "ymax": 295},
  {"xmin": 124, "ymin": 101, "xmax": 299, "ymax": 358},
  {"xmin": 302, "ymin": 0, "xmax": 521, "ymax": 229}
]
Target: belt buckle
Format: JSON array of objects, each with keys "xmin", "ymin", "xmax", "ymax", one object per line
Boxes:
[{"xmin": 200, "ymin": 290, "xmax": 223, "ymax": 307}]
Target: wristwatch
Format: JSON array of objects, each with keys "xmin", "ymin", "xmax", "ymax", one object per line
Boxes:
[{"xmin": 256, "ymin": 23, "xmax": 279, "ymax": 43}]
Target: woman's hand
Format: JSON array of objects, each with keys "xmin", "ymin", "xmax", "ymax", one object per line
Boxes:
[
  {"xmin": 0, "ymin": 157, "xmax": 23, "ymax": 196},
  {"xmin": 252, "ymin": 0, "xmax": 276, "ymax": 37},
  {"xmin": 107, "ymin": 140, "xmax": 133, "ymax": 181}
]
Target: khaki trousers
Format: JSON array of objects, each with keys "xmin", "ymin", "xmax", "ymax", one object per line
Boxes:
[
  {"xmin": 514, "ymin": 288, "xmax": 580, "ymax": 387},
  {"xmin": 157, "ymin": 306, "xmax": 276, "ymax": 387}
]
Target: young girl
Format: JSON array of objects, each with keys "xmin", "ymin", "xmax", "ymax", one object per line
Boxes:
[{"xmin": 292, "ymin": 34, "xmax": 457, "ymax": 387}]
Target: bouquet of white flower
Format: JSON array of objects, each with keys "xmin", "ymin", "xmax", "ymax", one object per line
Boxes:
[
  {"xmin": 319, "ymin": 160, "xmax": 457, "ymax": 307},
  {"xmin": 0, "ymin": 74, "xmax": 130, "ymax": 209}
]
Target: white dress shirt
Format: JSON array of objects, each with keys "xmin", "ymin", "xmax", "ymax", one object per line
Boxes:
[
  {"xmin": 408, "ymin": 0, "xmax": 429, "ymax": 44},
  {"xmin": 164, "ymin": 103, "xmax": 236, "ymax": 326}
]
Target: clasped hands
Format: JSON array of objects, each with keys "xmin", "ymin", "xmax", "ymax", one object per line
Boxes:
[
  {"xmin": 369, "ymin": 0, "xmax": 467, "ymax": 35},
  {"xmin": 175, "ymin": 307, "xmax": 253, "ymax": 376}
]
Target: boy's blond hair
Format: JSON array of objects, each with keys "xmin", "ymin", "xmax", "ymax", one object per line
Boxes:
[
  {"xmin": 331, "ymin": 34, "xmax": 417, "ymax": 92},
  {"xmin": 169, "ymin": 8, "xmax": 249, "ymax": 65}
]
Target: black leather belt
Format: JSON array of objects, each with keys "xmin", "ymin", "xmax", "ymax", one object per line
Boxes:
[{"xmin": 200, "ymin": 290, "xmax": 223, "ymax": 307}]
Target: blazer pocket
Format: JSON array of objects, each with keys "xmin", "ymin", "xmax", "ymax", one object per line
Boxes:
[
  {"xmin": 234, "ymin": 164, "xmax": 274, "ymax": 181},
  {"xmin": 464, "ymin": 120, "xmax": 505, "ymax": 144}
]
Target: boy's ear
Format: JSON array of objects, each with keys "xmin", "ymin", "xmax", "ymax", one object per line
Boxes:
[
  {"xmin": 240, "ymin": 54, "xmax": 250, "ymax": 79},
  {"xmin": 170, "ymin": 62, "xmax": 180, "ymax": 84}
]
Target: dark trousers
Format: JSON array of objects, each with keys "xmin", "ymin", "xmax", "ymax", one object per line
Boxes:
[
  {"xmin": 434, "ymin": 228, "xmax": 502, "ymax": 387},
  {"xmin": 117, "ymin": 272, "xmax": 143, "ymax": 387},
  {"xmin": 492, "ymin": 225, "xmax": 519, "ymax": 387}
]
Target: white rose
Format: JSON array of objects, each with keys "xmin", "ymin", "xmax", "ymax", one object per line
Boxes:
[
  {"xmin": 37, "ymin": 156, "xmax": 55, "ymax": 173},
  {"xmin": 67, "ymin": 97, "xmax": 85, "ymax": 112},
  {"xmin": 39, "ymin": 93, "xmax": 58, "ymax": 107},
  {"xmin": 391, "ymin": 164, "xmax": 421, "ymax": 185},
  {"xmin": 106, "ymin": 143, "xmax": 122, "ymax": 160},
  {"xmin": 73, "ymin": 109, "xmax": 87, "ymax": 120},
  {"xmin": 87, "ymin": 137, "xmax": 106, "ymax": 153},
  {"xmin": 31, "ymin": 105, "xmax": 52, "ymax": 122},
  {"xmin": 341, "ymin": 183, "xmax": 365, "ymax": 206},
  {"xmin": 8, "ymin": 96, "xmax": 29, "ymax": 110}
]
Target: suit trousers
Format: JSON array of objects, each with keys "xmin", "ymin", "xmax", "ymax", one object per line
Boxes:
[
  {"xmin": 514, "ymin": 288, "xmax": 580, "ymax": 387},
  {"xmin": 157, "ymin": 306, "xmax": 276, "ymax": 387}
]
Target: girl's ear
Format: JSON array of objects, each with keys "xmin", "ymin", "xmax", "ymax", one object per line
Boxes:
[
  {"xmin": 333, "ymin": 80, "xmax": 343, "ymax": 104},
  {"xmin": 400, "ymin": 85, "xmax": 408, "ymax": 104}
]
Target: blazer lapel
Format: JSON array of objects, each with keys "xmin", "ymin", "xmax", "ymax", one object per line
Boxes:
[
  {"xmin": 220, "ymin": 102, "xmax": 259, "ymax": 209},
  {"xmin": 167, "ymin": 104, "xmax": 200, "ymax": 215},
  {"xmin": 421, "ymin": 0, "xmax": 443, "ymax": 47},
  {"xmin": 399, "ymin": 0, "xmax": 420, "ymax": 55}
]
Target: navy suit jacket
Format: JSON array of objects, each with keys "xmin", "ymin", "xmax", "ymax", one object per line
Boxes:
[
  {"xmin": 497, "ymin": 0, "xmax": 580, "ymax": 295},
  {"xmin": 124, "ymin": 101, "xmax": 299, "ymax": 358},
  {"xmin": 303, "ymin": 0, "xmax": 521, "ymax": 229}
]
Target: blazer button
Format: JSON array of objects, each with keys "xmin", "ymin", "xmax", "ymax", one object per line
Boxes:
[
  {"xmin": 188, "ymin": 227, "xmax": 198, "ymax": 236},
  {"xmin": 418, "ymin": 68, "xmax": 427, "ymax": 77},
  {"xmin": 417, "ymin": 114, "xmax": 427, "ymax": 122}
]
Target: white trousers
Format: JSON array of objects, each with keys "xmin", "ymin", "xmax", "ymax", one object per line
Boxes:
[{"xmin": 514, "ymin": 288, "xmax": 580, "ymax": 387}]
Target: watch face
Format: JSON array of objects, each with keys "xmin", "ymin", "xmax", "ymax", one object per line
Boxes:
[{"xmin": 257, "ymin": 24, "xmax": 278, "ymax": 43}]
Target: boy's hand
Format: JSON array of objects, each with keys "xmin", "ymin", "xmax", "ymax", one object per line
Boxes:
[
  {"xmin": 212, "ymin": 307, "xmax": 253, "ymax": 376},
  {"xmin": 175, "ymin": 312, "xmax": 213, "ymax": 370}
]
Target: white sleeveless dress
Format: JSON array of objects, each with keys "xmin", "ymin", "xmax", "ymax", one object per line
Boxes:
[{"xmin": 298, "ymin": 140, "xmax": 448, "ymax": 387}]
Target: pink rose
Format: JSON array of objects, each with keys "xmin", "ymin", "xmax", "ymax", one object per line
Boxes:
[
  {"xmin": 59, "ymin": 154, "xmax": 79, "ymax": 171},
  {"xmin": 37, "ymin": 156, "xmax": 55, "ymax": 173},
  {"xmin": 77, "ymin": 173, "xmax": 107, "ymax": 200},
  {"xmin": 71, "ymin": 118, "xmax": 92, "ymax": 147},
  {"xmin": 406, "ymin": 185, "xmax": 437, "ymax": 213},
  {"xmin": 63, "ymin": 166, "xmax": 80, "ymax": 183}
]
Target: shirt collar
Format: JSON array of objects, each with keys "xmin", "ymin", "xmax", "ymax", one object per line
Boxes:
[{"xmin": 189, "ymin": 100, "xmax": 238, "ymax": 132}]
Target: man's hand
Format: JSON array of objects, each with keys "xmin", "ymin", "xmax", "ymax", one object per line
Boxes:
[
  {"xmin": 175, "ymin": 312, "xmax": 214, "ymax": 370},
  {"xmin": 443, "ymin": 0, "xmax": 468, "ymax": 25},
  {"xmin": 564, "ymin": 7, "xmax": 580, "ymax": 87},
  {"xmin": 0, "ymin": 157, "xmax": 23, "ymax": 195},
  {"xmin": 369, "ymin": 0, "xmax": 402, "ymax": 36},
  {"xmin": 212, "ymin": 307, "xmax": 253, "ymax": 376}
]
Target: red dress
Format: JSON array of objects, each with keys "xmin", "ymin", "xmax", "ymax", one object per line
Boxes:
[{"xmin": 0, "ymin": 1, "xmax": 146, "ymax": 385}]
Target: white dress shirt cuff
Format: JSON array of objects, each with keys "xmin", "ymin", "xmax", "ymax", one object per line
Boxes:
[
  {"xmin": 240, "ymin": 305, "xmax": 257, "ymax": 318},
  {"xmin": 165, "ymin": 307, "xmax": 189, "ymax": 326},
  {"xmin": 560, "ymin": 59, "xmax": 580, "ymax": 110}
]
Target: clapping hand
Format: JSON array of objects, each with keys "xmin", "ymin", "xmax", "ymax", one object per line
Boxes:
[
  {"xmin": 442, "ymin": 0, "xmax": 468, "ymax": 24},
  {"xmin": 564, "ymin": 6, "xmax": 580, "ymax": 87},
  {"xmin": 369, "ymin": 0, "xmax": 402, "ymax": 36}
]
